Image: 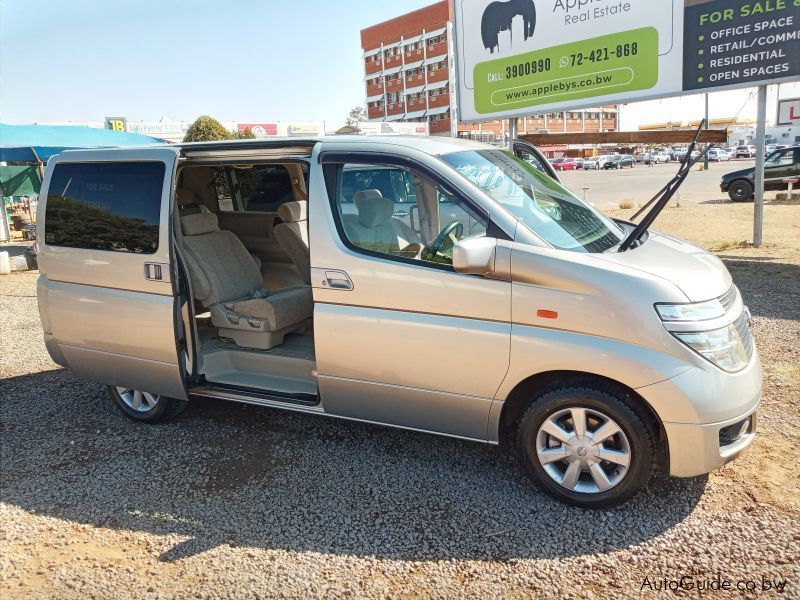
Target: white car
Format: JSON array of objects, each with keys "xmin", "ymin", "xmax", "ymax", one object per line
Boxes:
[
  {"xmin": 653, "ymin": 152, "xmax": 671, "ymax": 164},
  {"xmin": 708, "ymin": 148, "xmax": 731, "ymax": 162}
]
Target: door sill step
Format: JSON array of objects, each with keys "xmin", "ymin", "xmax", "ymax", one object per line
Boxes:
[{"xmin": 190, "ymin": 383, "xmax": 320, "ymax": 408}]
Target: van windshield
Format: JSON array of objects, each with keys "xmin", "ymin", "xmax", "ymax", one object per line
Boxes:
[{"xmin": 440, "ymin": 149, "xmax": 624, "ymax": 253}]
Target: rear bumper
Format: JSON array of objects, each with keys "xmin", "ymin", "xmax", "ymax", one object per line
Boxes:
[{"xmin": 720, "ymin": 182, "xmax": 729, "ymax": 192}]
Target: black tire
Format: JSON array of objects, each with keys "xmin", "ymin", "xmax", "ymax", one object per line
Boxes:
[
  {"xmin": 728, "ymin": 180, "xmax": 753, "ymax": 202},
  {"xmin": 516, "ymin": 385, "xmax": 655, "ymax": 509},
  {"xmin": 108, "ymin": 385, "xmax": 188, "ymax": 423}
]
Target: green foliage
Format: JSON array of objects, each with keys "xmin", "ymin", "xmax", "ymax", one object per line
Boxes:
[
  {"xmin": 183, "ymin": 116, "xmax": 235, "ymax": 142},
  {"xmin": 345, "ymin": 106, "xmax": 367, "ymax": 127},
  {"xmin": 46, "ymin": 196, "xmax": 158, "ymax": 253},
  {"xmin": 234, "ymin": 127, "xmax": 256, "ymax": 139}
]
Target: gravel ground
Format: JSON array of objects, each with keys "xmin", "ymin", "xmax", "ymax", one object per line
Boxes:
[{"xmin": 1, "ymin": 259, "xmax": 799, "ymax": 598}]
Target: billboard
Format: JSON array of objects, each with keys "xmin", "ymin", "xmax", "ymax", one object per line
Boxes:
[
  {"xmin": 453, "ymin": 0, "xmax": 800, "ymax": 123},
  {"xmin": 357, "ymin": 121, "xmax": 430, "ymax": 135},
  {"xmin": 237, "ymin": 123, "xmax": 279, "ymax": 137},
  {"xmin": 777, "ymin": 97, "xmax": 800, "ymax": 125},
  {"xmin": 104, "ymin": 117, "xmax": 127, "ymax": 131}
]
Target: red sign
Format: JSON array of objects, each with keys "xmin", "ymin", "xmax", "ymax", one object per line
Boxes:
[{"xmin": 237, "ymin": 123, "xmax": 278, "ymax": 137}]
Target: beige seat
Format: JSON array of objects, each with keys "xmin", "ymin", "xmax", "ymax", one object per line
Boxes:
[
  {"xmin": 345, "ymin": 190, "xmax": 421, "ymax": 255},
  {"xmin": 180, "ymin": 211, "xmax": 312, "ymax": 350},
  {"xmin": 274, "ymin": 201, "xmax": 310, "ymax": 285}
]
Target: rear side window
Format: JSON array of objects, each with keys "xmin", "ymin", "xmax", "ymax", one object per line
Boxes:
[
  {"xmin": 45, "ymin": 162, "xmax": 164, "ymax": 253},
  {"xmin": 213, "ymin": 164, "xmax": 299, "ymax": 213}
]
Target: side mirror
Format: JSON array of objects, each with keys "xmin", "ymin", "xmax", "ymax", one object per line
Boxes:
[{"xmin": 453, "ymin": 237, "xmax": 497, "ymax": 277}]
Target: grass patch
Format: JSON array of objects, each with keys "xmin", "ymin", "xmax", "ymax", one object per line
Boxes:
[
  {"xmin": 618, "ymin": 199, "xmax": 635, "ymax": 209},
  {"xmin": 709, "ymin": 240, "xmax": 753, "ymax": 252}
]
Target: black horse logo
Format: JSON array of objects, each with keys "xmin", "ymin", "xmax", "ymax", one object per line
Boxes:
[{"xmin": 480, "ymin": 0, "xmax": 536, "ymax": 54}]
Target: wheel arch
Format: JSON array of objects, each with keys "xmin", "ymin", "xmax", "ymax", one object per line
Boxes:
[{"xmin": 496, "ymin": 370, "xmax": 669, "ymax": 474}]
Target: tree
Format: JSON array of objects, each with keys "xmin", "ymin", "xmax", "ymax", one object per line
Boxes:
[
  {"xmin": 345, "ymin": 106, "xmax": 367, "ymax": 127},
  {"xmin": 183, "ymin": 115, "xmax": 235, "ymax": 142},
  {"xmin": 234, "ymin": 127, "xmax": 255, "ymax": 139}
]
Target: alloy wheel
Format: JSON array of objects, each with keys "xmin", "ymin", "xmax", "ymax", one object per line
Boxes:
[
  {"xmin": 115, "ymin": 387, "xmax": 160, "ymax": 413},
  {"xmin": 535, "ymin": 407, "xmax": 631, "ymax": 493}
]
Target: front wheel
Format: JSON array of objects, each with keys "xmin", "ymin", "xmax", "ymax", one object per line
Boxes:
[
  {"xmin": 516, "ymin": 385, "xmax": 655, "ymax": 508},
  {"xmin": 728, "ymin": 180, "xmax": 753, "ymax": 202},
  {"xmin": 109, "ymin": 386, "xmax": 188, "ymax": 423}
]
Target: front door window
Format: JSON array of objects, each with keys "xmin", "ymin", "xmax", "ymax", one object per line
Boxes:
[{"xmin": 332, "ymin": 163, "xmax": 487, "ymax": 267}]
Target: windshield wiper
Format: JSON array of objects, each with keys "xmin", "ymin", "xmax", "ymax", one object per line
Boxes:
[{"xmin": 618, "ymin": 121, "xmax": 714, "ymax": 252}]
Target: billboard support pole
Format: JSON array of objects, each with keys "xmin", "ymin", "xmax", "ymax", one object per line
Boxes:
[
  {"xmin": 703, "ymin": 94, "xmax": 709, "ymax": 170},
  {"xmin": 508, "ymin": 118, "xmax": 518, "ymax": 151},
  {"xmin": 753, "ymin": 85, "xmax": 767, "ymax": 248}
]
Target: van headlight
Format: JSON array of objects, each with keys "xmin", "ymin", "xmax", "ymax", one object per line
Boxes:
[
  {"xmin": 655, "ymin": 299, "xmax": 726, "ymax": 321},
  {"xmin": 673, "ymin": 324, "xmax": 748, "ymax": 372}
]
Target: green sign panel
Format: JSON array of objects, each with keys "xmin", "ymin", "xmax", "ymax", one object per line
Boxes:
[{"xmin": 473, "ymin": 27, "xmax": 659, "ymax": 114}]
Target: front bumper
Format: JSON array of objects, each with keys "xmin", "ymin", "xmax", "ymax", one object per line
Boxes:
[
  {"xmin": 720, "ymin": 182, "xmax": 730, "ymax": 193},
  {"xmin": 636, "ymin": 349, "xmax": 762, "ymax": 478},
  {"xmin": 663, "ymin": 406, "xmax": 758, "ymax": 477}
]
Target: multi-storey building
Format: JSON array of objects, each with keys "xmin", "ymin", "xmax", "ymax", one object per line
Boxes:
[{"xmin": 360, "ymin": 1, "xmax": 619, "ymax": 140}]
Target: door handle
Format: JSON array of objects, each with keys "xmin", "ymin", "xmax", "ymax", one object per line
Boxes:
[
  {"xmin": 144, "ymin": 262, "xmax": 170, "ymax": 282},
  {"xmin": 324, "ymin": 270, "xmax": 353, "ymax": 290},
  {"xmin": 310, "ymin": 268, "xmax": 353, "ymax": 291}
]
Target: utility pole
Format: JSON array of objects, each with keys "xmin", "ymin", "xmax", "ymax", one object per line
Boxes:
[
  {"xmin": 753, "ymin": 85, "xmax": 767, "ymax": 247},
  {"xmin": 703, "ymin": 94, "xmax": 709, "ymax": 170},
  {"xmin": 508, "ymin": 117, "xmax": 518, "ymax": 151}
]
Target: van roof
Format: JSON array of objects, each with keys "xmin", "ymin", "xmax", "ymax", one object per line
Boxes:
[
  {"xmin": 50, "ymin": 135, "xmax": 496, "ymax": 161},
  {"xmin": 174, "ymin": 134, "xmax": 493, "ymax": 156}
]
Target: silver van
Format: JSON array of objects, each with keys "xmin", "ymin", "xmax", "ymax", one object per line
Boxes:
[{"xmin": 36, "ymin": 136, "xmax": 761, "ymax": 508}]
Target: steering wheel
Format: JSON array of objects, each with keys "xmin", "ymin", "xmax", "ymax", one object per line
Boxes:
[{"xmin": 425, "ymin": 221, "xmax": 464, "ymax": 259}]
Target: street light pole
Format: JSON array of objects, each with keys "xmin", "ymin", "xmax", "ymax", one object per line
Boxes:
[{"xmin": 753, "ymin": 85, "xmax": 767, "ymax": 247}]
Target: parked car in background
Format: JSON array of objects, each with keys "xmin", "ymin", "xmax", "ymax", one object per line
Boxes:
[
  {"xmin": 556, "ymin": 157, "xmax": 583, "ymax": 171},
  {"xmin": 721, "ymin": 145, "xmax": 800, "ymax": 201},
  {"xmin": 582, "ymin": 157, "xmax": 600, "ymax": 170},
  {"xmin": 550, "ymin": 158, "xmax": 565, "ymax": 170},
  {"xmin": 653, "ymin": 152, "xmax": 671, "ymax": 164},
  {"xmin": 674, "ymin": 147, "xmax": 689, "ymax": 161},
  {"xmin": 603, "ymin": 155, "xmax": 635, "ymax": 169},
  {"xmin": 707, "ymin": 148, "xmax": 731, "ymax": 162},
  {"xmin": 735, "ymin": 145, "xmax": 756, "ymax": 158},
  {"xmin": 596, "ymin": 154, "xmax": 618, "ymax": 169}
]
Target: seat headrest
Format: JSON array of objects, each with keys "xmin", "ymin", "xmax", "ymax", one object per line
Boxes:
[
  {"xmin": 354, "ymin": 189, "xmax": 394, "ymax": 228},
  {"xmin": 175, "ymin": 187, "xmax": 202, "ymax": 207},
  {"xmin": 277, "ymin": 200, "xmax": 308, "ymax": 223},
  {"xmin": 181, "ymin": 211, "xmax": 220, "ymax": 236}
]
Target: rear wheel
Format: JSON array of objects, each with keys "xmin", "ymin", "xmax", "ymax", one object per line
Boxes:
[
  {"xmin": 516, "ymin": 385, "xmax": 655, "ymax": 508},
  {"xmin": 728, "ymin": 180, "xmax": 753, "ymax": 202},
  {"xmin": 109, "ymin": 386, "xmax": 188, "ymax": 423}
]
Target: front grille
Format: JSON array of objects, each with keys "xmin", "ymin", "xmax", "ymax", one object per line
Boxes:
[
  {"xmin": 733, "ymin": 311, "xmax": 755, "ymax": 362},
  {"xmin": 719, "ymin": 285, "xmax": 738, "ymax": 312},
  {"xmin": 719, "ymin": 416, "xmax": 752, "ymax": 448}
]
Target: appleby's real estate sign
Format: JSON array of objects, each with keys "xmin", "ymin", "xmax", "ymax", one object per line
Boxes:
[{"xmin": 452, "ymin": 0, "xmax": 800, "ymax": 122}]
